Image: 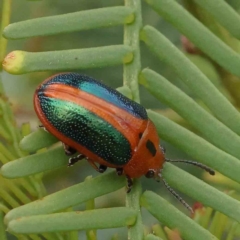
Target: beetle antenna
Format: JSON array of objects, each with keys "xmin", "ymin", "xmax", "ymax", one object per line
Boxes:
[
  {"xmin": 158, "ymin": 173, "xmax": 193, "ymax": 213},
  {"xmin": 165, "ymin": 158, "xmax": 215, "ymax": 175}
]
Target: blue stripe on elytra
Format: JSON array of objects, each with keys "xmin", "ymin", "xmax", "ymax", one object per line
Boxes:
[
  {"xmin": 38, "ymin": 95, "xmax": 132, "ymax": 165},
  {"xmin": 40, "ymin": 73, "xmax": 148, "ymax": 120}
]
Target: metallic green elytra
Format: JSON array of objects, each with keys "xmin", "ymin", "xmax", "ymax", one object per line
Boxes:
[
  {"xmin": 34, "ymin": 73, "xmax": 149, "ymax": 166},
  {"xmin": 34, "ymin": 73, "xmax": 215, "ymax": 212},
  {"xmin": 39, "ymin": 97, "xmax": 131, "ymax": 165}
]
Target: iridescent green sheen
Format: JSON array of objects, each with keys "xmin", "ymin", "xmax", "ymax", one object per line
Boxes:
[
  {"xmin": 38, "ymin": 95, "xmax": 132, "ymax": 165},
  {"xmin": 41, "ymin": 73, "xmax": 148, "ymax": 120}
]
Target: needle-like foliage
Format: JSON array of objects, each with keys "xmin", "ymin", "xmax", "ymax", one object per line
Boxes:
[{"xmin": 1, "ymin": 0, "xmax": 240, "ymax": 239}]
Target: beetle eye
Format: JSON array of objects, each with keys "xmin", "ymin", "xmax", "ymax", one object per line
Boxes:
[{"xmin": 145, "ymin": 170, "xmax": 155, "ymax": 178}]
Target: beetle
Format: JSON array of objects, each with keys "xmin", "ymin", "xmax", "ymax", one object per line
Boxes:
[{"xmin": 34, "ymin": 73, "xmax": 215, "ymax": 212}]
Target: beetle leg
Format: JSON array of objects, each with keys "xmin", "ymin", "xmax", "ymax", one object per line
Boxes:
[
  {"xmin": 87, "ymin": 159, "xmax": 107, "ymax": 173},
  {"xmin": 98, "ymin": 165, "xmax": 107, "ymax": 173},
  {"xmin": 39, "ymin": 124, "xmax": 48, "ymax": 132},
  {"xmin": 68, "ymin": 154, "xmax": 85, "ymax": 167},
  {"xmin": 87, "ymin": 159, "xmax": 99, "ymax": 171},
  {"xmin": 116, "ymin": 168, "xmax": 123, "ymax": 176},
  {"xmin": 126, "ymin": 175, "xmax": 133, "ymax": 193},
  {"xmin": 62, "ymin": 143, "xmax": 77, "ymax": 156}
]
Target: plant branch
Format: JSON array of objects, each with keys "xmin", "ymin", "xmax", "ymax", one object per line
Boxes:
[
  {"xmin": 0, "ymin": 0, "xmax": 11, "ymax": 65},
  {"xmin": 123, "ymin": 0, "xmax": 142, "ymax": 103}
]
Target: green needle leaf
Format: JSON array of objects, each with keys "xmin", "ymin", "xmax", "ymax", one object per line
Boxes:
[
  {"xmin": 126, "ymin": 179, "xmax": 143, "ymax": 240},
  {"xmin": 192, "ymin": 0, "xmax": 240, "ymax": 39},
  {"xmin": 3, "ymin": 7, "xmax": 134, "ymax": 39},
  {"xmin": 7, "ymin": 208, "xmax": 137, "ymax": 234},
  {"xmin": 20, "ymin": 129, "xmax": 58, "ymax": 152},
  {"xmin": 123, "ymin": 0, "xmax": 143, "ymax": 103},
  {"xmin": 145, "ymin": 234, "xmax": 162, "ymax": 240},
  {"xmin": 1, "ymin": 146, "xmax": 68, "ymax": 178},
  {"xmin": 2, "ymin": 45, "xmax": 133, "ymax": 74},
  {"xmin": 141, "ymin": 25, "xmax": 240, "ymax": 136},
  {"xmin": 141, "ymin": 191, "xmax": 218, "ymax": 240},
  {"xmin": 144, "ymin": 0, "xmax": 240, "ymax": 76},
  {"xmin": 162, "ymin": 163, "xmax": 240, "ymax": 223},
  {"xmin": 4, "ymin": 172, "xmax": 126, "ymax": 224},
  {"xmin": 148, "ymin": 110, "xmax": 240, "ymax": 184},
  {"xmin": 139, "ymin": 68, "xmax": 240, "ymax": 159}
]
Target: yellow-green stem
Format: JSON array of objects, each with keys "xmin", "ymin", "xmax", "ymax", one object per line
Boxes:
[
  {"xmin": 0, "ymin": 0, "xmax": 11, "ymax": 64},
  {"xmin": 123, "ymin": 0, "xmax": 142, "ymax": 103}
]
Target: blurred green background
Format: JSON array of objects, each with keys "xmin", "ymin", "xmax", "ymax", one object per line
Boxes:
[{"xmin": 1, "ymin": 0, "xmax": 240, "ymax": 239}]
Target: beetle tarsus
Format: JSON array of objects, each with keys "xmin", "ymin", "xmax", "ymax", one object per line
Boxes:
[
  {"xmin": 39, "ymin": 125, "xmax": 48, "ymax": 132},
  {"xmin": 99, "ymin": 165, "xmax": 107, "ymax": 173},
  {"xmin": 63, "ymin": 143, "xmax": 77, "ymax": 156},
  {"xmin": 126, "ymin": 175, "xmax": 133, "ymax": 193},
  {"xmin": 68, "ymin": 154, "xmax": 85, "ymax": 167},
  {"xmin": 116, "ymin": 168, "xmax": 123, "ymax": 176}
]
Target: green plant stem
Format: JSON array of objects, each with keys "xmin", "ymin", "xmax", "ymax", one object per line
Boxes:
[
  {"xmin": 0, "ymin": 189, "xmax": 20, "ymax": 208},
  {"xmin": 85, "ymin": 176, "xmax": 96, "ymax": 240},
  {"xmin": 215, "ymin": 212, "xmax": 228, "ymax": 239},
  {"xmin": 68, "ymin": 232, "xmax": 79, "ymax": 240},
  {"xmin": 226, "ymin": 222, "xmax": 239, "ymax": 240},
  {"xmin": 28, "ymin": 235, "xmax": 42, "ymax": 240},
  {"xmin": 42, "ymin": 233, "xmax": 62, "ymax": 240},
  {"xmin": 0, "ymin": 0, "xmax": 11, "ymax": 64},
  {"xmin": 16, "ymin": 235, "xmax": 29, "ymax": 240},
  {"xmin": 196, "ymin": 207, "xmax": 213, "ymax": 229},
  {"xmin": 0, "ymin": 99, "xmax": 24, "ymax": 158},
  {"xmin": 0, "ymin": 153, "xmax": 9, "ymax": 164},
  {"xmin": 0, "ymin": 124, "xmax": 11, "ymax": 142},
  {"xmin": 18, "ymin": 178, "xmax": 38, "ymax": 197},
  {"xmin": 3, "ymin": 180, "xmax": 31, "ymax": 204},
  {"xmin": 209, "ymin": 211, "xmax": 224, "ymax": 237},
  {"xmin": 126, "ymin": 179, "xmax": 143, "ymax": 240},
  {"xmin": 30, "ymin": 177, "xmax": 47, "ymax": 198},
  {"xmin": 123, "ymin": 0, "xmax": 142, "ymax": 103},
  {"xmin": 123, "ymin": 2, "xmax": 143, "ymax": 239},
  {"xmin": 3, "ymin": 6, "xmax": 134, "ymax": 39},
  {"xmin": 0, "ymin": 204, "xmax": 9, "ymax": 214},
  {"xmin": 0, "ymin": 142, "xmax": 15, "ymax": 161}
]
